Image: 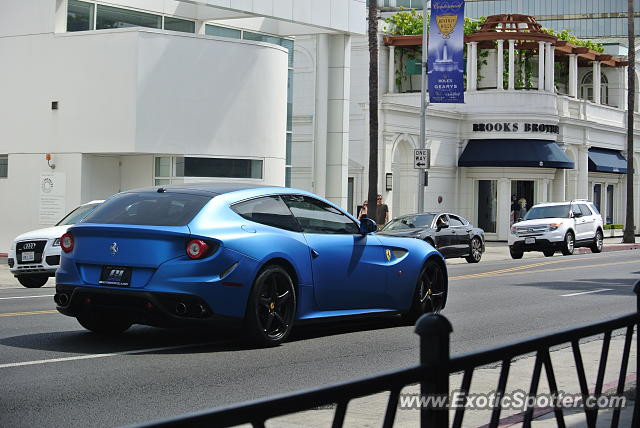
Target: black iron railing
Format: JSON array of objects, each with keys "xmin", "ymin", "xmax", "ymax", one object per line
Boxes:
[{"xmin": 134, "ymin": 280, "xmax": 640, "ymax": 428}]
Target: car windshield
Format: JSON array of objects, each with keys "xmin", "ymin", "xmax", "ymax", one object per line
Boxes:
[
  {"xmin": 56, "ymin": 203, "xmax": 101, "ymax": 226},
  {"xmin": 523, "ymin": 205, "xmax": 570, "ymax": 220},
  {"xmin": 81, "ymin": 192, "xmax": 211, "ymax": 226},
  {"xmin": 382, "ymin": 214, "xmax": 435, "ymax": 231}
]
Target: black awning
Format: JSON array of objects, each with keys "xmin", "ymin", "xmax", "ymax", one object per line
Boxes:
[
  {"xmin": 588, "ymin": 148, "xmax": 628, "ymax": 174},
  {"xmin": 458, "ymin": 139, "xmax": 574, "ymax": 169}
]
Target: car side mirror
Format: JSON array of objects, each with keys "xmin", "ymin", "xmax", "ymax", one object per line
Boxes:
[
  {"xmin": 359, "ymin": 218, "xmax": 377, "ymax": 234},
  {"xmin": 517, "ymin": 218, "xmax": 523, "ymax": 222},
  {"xmin": 573, "ymin": 212, "xmax": 582, "ymax": 218}
]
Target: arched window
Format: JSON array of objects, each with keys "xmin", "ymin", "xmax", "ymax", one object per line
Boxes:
[{"xmin": 580, "ymin": 71, "xmax": 609, "ymax": 105}]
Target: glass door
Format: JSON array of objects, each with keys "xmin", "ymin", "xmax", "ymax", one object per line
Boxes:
[{"xmin": 477, "ymin": 180, "xmax": 497, "ymax": 233}]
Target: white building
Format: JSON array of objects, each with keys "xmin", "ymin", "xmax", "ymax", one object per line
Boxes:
[
  {"xmin": 291, "ymin": 14, "xmax": 640, "ymax": 241},
  {"xmin": 0, "ymin": 0, "xmax": 366, "ymax": 252}
]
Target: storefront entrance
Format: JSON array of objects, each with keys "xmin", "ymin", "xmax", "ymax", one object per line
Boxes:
[{"xmin": 510, "ymin": 180, "xmax": 535, "ymax": 223}]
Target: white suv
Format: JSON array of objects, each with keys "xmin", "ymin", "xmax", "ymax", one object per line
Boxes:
[
  {"xmin": 508, "ymin": 201, "xmax": 604, "ymax": 259},
  {"xmin": 8, "ymin": 200, "xmax": 103, "ymax": 288}
]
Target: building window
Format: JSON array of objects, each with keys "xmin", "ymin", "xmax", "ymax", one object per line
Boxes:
[
  {"xmin": 580, "ymin": 71, "xmax": 609, "ymax": 105},
  {"xmin": 164, "ymin": 17, "xmax": 195, "ymax": 33},
  {"xmin": 205, "ymin": 24, "xmax": 242, "ymax": 39},
  {"xmin": 96, "ymin": 5, "xmax": 161, "ymax": 30},
  {"xmin": 593, "ymin": 184, "xmax": 602, "ymax": 213},
  {"xmin": 0, "ymin": 155, "xmax": 7, "ymax": 178},
  {"xmin": 175, "ymin": 157, "xmax": 262, "ymax": 179},
  {"xmin": 154, "ymin": 156, "xmax": 263, "ymax": 183},
  {"xmin": 67, "ymin": 0, "xmax": 94, "ymax": 32}
]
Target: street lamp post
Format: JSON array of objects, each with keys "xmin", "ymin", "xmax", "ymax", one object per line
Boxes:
[{"xmin": 418, "ymin": 0, "xmax": 430, "ymax": 213}]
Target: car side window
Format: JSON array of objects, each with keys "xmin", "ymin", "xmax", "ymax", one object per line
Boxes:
[
  {"xmin": 435, "ymin": 214, "xmax": 449, "ymax": 228},
  {"xmin": 283, "ymin": 195, "xmax": 359, "ymax": 234},
  {"xmin": 578, "ymin": 204, "xmax": 593, "ymax": 217},
  {"xmin": 231, "ymin": 196, "xmax": 301, "ymax": 232},
  {"xmin": 448, "ymin": 215, "xmax": 464, "ymax": 227},
  {"xmin": 571, "ymin": 205, "xmax": 582, "ymax": 217}
]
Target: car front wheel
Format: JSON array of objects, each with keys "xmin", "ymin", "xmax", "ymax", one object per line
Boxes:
[
  {"xmin": 543, "ymin": 249, "xmax": 555, "ymax": 257},
  {"xmin": 17, "ymin": 275, "xmax": 49, "ymax": 288},
  {"xmin": 590, "ymin": 229, "xmax": 603, "ymax": 253},
  {"xmin": 509, "ymin": 248, "xmax": 523, "ymax": 259},
  {"xmin": 465, "ymin": 237, "xmax": 483, "ymax": 263},
  {"xmin": 402, "ymin": 258, "xmax": 446, "ymax": 324},
  {"xmin": 561, "ymin": 231, "xmax": 575, "ymax": 256},
  {"xmin": 245, "ymin": 265, "xmax": 296, "ymax": 346}
]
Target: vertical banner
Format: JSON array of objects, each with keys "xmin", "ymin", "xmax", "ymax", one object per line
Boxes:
[{"xmin": 428, "ymin": 0, "xmax": 465, "ymax": 103}]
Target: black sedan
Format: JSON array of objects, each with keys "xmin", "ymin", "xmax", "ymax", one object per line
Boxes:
[{"xmin": 379, "ymin": 212, "xmax": 485, "ymax": 263}]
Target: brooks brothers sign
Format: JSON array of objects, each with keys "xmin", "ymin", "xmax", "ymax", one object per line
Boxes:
[{"xmin": 472, "ymin": 122, "xmax": 560, "ymax": 134}]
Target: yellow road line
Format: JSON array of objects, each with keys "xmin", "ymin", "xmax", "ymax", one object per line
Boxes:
[
  {"xmin": 0, "ymin": 310, "xmax": 58, "ymax": 317},
  {"xmin": 451, "ymin": 259, "xmax": 638, "ymax": 281}
]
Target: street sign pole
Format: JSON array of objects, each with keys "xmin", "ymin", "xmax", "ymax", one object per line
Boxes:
[{"xmin": 417, "ymin": 0, "xmax": 430, "ymax": 212}]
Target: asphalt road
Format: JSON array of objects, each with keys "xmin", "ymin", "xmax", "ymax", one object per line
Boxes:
[{"xmin": 0, "ymin": 251, "xmax": 638, "ymax": 427}]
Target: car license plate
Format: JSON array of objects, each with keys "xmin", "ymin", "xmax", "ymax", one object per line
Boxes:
[
  {"xmin": 99, "ymin": 266, "xmax": 132, "ymax": 287},
  {"xmin": 21, "ymin": 251, "xmax": 35, "ymax": 262},
  {"xmin": 525, "ymin": 237, "xmax": 536, "ymax": 244}
]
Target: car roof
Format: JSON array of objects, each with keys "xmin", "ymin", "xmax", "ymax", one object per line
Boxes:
[{"xmin": 531, "ymin": 201, "xmax": 592, "ymax": 208}]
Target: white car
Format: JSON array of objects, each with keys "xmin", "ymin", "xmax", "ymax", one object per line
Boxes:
[
  {"xmin": 508, "ymin": 200, "xmax": 604, "ymax": 259},
  {"xmin": 8, "ymin": 200, "xmax": 103, "ymax": 288}
]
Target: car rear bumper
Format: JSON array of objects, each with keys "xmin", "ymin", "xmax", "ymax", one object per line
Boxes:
[{"xmin": 55, "ymin": 284, "xmax": 242, "ymax": 328}]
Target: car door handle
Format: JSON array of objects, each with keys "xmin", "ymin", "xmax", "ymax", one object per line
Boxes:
[{"xmin": 310, "ymin": 249, "xmax": 320, "ymax": 258}]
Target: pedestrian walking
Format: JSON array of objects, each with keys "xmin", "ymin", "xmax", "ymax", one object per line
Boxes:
[{"xmin": 375, "ymin": 194, "xmax": 389, "ymax": 228}]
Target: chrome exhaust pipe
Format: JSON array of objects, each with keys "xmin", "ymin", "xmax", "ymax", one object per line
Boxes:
[
  {"xmin": 55, "ymin": 293, "xmax": 69, "ymax": 306},
  {"xmin": 175, "ymin": 302, "xmax": 188, "ymax": 315}
]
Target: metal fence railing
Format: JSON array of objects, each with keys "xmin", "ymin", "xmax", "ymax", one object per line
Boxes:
[{"xmin": 134, "ymin": 280, "xmax": 640, "ymax": 428}]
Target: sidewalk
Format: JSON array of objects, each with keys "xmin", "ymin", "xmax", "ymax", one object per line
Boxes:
[
  {"xmin": 447, "ymin": 236, "xmax": 640, "ymax": 265},
  {"xmin": 267, "ymin": 334, "xmax": 636, "ymax": 427}
]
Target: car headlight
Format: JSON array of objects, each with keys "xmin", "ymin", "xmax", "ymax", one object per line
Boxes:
[
  {"xmin": 53, "ymin": 238, "xmax": 60, "ymax": 247},
  {"xmin": 548, "ymin": 223, "xmax": 561, "ymax": 231},
  {"xmin": 510, "ymin": 226, "xmax": 517, "ymax": 235}
]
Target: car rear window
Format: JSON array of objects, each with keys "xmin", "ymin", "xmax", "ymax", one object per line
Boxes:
[{"xmin": 82, "ymin": 192, "xmax": 211, "ymax": 226}]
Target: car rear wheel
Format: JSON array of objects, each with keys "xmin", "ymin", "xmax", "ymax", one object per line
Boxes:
[
  {"xmin": 561, "ymin": 232, "xmax": 575, "ymax": 256},
  {"xmin": 402, "ymin": 258, "xmax": 446, "ymax": 324},
  {"xmin": 245, "ymin": 265, "xmax": 296, "ymax": 347},
  {"xmin": 17, "ymin": 275, "xmax": 48, "ymax": 288},
  {"xmin": 76, "ymin": 312, "xmax": 132, "ymax": 335},
  {"xmin": 509, "ymin": 248, "xmax": 523, "ymax": 259},
  {"xmin": 465, "ymin": 237, "xmax": 483, "ymax": 263},
  {"xmin": 590, "ymin": 229, "xmax": 603, "ymax": 253},
  {"xmin": 543, "ymin": 249, "xmax": 555, "ymax": 257}
]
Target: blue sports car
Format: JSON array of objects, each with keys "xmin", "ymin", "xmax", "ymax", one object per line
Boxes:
[{"xmin": 55, "ymin": 184, "xmax": 447, "ymax": 345}]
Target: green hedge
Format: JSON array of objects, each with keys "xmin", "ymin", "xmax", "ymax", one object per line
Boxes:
[{"xmin": 603, "ymin": 224, "xmax": 624, "ymax": 230}]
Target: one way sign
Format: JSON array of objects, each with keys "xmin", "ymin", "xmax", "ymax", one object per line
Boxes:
[{"xmin": 414, "ymin": 149, "xmax": 430, "ymax": 169}]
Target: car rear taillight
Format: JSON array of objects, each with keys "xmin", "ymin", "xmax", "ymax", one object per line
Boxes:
[
  {"xmin": 60, "ymin": 233, "xmax": 74, "ymax": 253},
  {"xmin": 186, "ymin": 239, "xmax": 209, "ymax": 259}
]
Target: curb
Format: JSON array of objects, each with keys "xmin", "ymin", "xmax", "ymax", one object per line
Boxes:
[{"xmin": 576, "ymin": 244, "xmax": 640, "ymax": 254}]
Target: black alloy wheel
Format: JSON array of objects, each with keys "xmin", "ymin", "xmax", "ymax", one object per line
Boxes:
[
  {"xmin": 543, "ymin": 249, "xmax": 555, "ymax": 257},
  {"xmin": 17, "ymin": 275, "xmax": 49, "ymax": 288},
  {"xmin": 402, "ymin": 258, "xmax": 446, "ymax": 324},
  {"xmin": 245, "ymin": 265, "xmax": 296, "ymax": 346},
  {"xmin": 465, "ymin": 237, "xmax": 483, "ymax": 263},
  {"xmin": 561, "ymin": 231, "xmax": 575, "ymax": 256},
  {"xmin": 76, "ymin": 312, "xmax": 132, "ymax": 335},
  {"xmin": 509, "ymin": 248, "xmax": 523, "ymax": 259},
  {"xmin": 590, "ymin": 229, "xmax": 603, "ymax": 253}
]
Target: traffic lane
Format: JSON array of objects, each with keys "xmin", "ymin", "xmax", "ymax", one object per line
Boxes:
[
  {"xmin": 0, "ymin": 252, "xmax": 637, "ymax": 427},
  {"xmin": 444, "ymin": 250, "xmax": 638, "ymax": 353}
]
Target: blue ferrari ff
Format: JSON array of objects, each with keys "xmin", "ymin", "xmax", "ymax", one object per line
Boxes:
[{"xmin": 55, "ymin": 184, "xmax": 447, "ymax": 345}]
